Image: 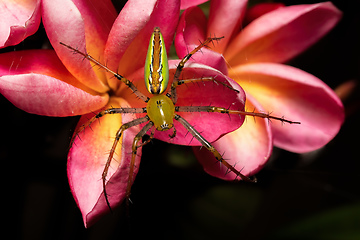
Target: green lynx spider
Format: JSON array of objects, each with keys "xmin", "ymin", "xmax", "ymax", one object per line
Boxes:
[{"xmin": 61, "ymin": 27, "xmax": 299, "ymax": 210}]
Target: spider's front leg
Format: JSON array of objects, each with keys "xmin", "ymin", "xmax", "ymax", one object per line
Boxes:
[
  {"xmin": 169, "ymin": 36, "xmax": 224, "ymax": 103},
  {"xmin": 60, "ymin": 42, "xmax": 150, "ymax": 103},
  {"xmin": 174, "ymin": 77, "xmax": 240, "ymax": 94},
  {"xmin": 125, "ymin": 121, "xmax": 154, "ymax": 206}
]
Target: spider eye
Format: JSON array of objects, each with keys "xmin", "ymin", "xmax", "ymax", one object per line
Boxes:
[{"xmin": 144, "ymin": 27, "xmax": 169, "ymax": 94}]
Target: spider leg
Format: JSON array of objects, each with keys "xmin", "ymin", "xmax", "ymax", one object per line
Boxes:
[
  {"xmin": 126, "ymin": 121, "xmax": 154, "ymax": 206},
  {"xmin": 102, "ymin": 116, "xmax": 150, "ymax": 211},
  {"xmin": 176, "ymin": 106, "xmax": 301, "ymax": 124},
  {"xmin": 174, "ymin": 77, "xmax": 240, "ymax": 93},
  {"xmin": 175, "ymin": 114, "xmax": 256, "ymax": 182},
  {"xmin": 169, "ymin": 36, "xmax": 224, "ymax": 104},
  {"xmin": 60, "ymin": 42, "xmax": 150, "ymax": 102},
  {"xmin": 169, "ymin": 127, "xmax": 177, "ymax": 139},
  {"xmin": 137, "ymin": 125, "xmax": 155, "ymax": 149},
  {"xmin": 70, "ymin": 107, "xmax": 146, "ymax": 147}
]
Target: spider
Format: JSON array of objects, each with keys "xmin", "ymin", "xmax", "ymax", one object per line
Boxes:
[{"xmin": 61, "ymin": 27, "xmax": 299, "ymax": 210}]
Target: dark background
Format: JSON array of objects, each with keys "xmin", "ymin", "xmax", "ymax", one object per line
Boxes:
[{"xmin": 2, "ymin": 0, "xmax": 359, "ymax": 239}]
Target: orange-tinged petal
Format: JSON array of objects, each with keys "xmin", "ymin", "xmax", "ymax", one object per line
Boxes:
[
  {"xmin": 194, "ymin": 94, "xmax": 272, "ymax": 180},
  {"xmin": 230, "ymin": 63, "xmax": 344, "ymax": 153},
  {"xmin": 67, "ymin": 97, "xmax": 141, "ymax": 227},
  {"xmin": 225, "ymin": 2, "xmax": 342, "ymax": 65}
]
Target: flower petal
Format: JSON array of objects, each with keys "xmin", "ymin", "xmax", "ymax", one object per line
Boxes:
[
  {"xmin": 180, "ymin": 0, "xmax": 208, "ymax": 10},
  {"xmin": 0, "ymin": 0, "xmax": 41, "ymax": 47},
  {"xmin": 67, "ymin": 97, "xmax": 141, "ymax": 227},
  {"xmin": 207, "ymin": 0, "xmax": 247, "ymax": 53},
  {"xmin": 244, "ymin": 3, "xmax": 285, "ymax": 25},
  {"xmin": 0, "ymin": 50, "xmax": 108, "ymax": 116},
  {"xmin": 42, "ymin": 0, "xmax": 116, "ymax": 92},
  {"xmin": 225, "ymin": 2, "xmax": 342, "ymax": 65},
  {"xmin": 104, "ymin": 0, "xmax": 159, "ymax": 77},
  {"xmin": 230, "ymin": 63, "xmax": 344, "ymax": 153},
  {"xmin": 105, "ymin": 0, "xmax": 180, "ymax": 90},
  {"xmin": 176, "ymin": 6, "xmax": 207, "ymax": 52},
  {"xmin": 175, "ymin": 6, "xmax": 228, "ymax": 73},
  {"xmin": 153, "ymin": 61, "xmax": 245, "ymax": 145},
  {"xmin": 193, "ymin": 94, "xmax": 272, "ymax": 180}
]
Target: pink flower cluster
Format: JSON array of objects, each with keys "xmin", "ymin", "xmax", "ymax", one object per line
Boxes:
[{"xmin": 0, "ymin": 0, "xmax": 343, "ymax": 227}]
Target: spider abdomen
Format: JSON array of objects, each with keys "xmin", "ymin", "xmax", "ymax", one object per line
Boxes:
[{"xmin": 147, "ymin": 95, "xmax": 175, "ymax": 131}]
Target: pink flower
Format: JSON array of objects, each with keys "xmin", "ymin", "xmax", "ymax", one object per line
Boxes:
[
  {"xmin": 0, "ymin": 0, "xmax": 248, "ymax": 227},
  {"xmin": 175, "ymin": 1, "xmax": 344, "ymax": 180}
]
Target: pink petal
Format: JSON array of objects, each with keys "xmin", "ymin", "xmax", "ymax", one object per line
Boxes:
[
  {"xmin": 104, "ymin": 0, "xmax": 159, "ymax": 70},
  {"xmin": 42, "ymin": 0, "xmax": 116, "ymax": 93},
  {"xmin": 244, "ymin": 3, "xmax": 285, "ymax": 25},
  {"xmin": 229, "ymin": 63, "xmax": 344, "ymax": 153},
  {"xmin": 224, "ymin": 2, "xmax": 342, "ymax": 65},
  {"xmin": 0, "ymin": 0, "xmax": 41, "ymax": 47},
  {"xmin": 194, "ymin": 94, "xmax": 272, "ymax": 180},
  {"xmin": 180, "ymin": 0, "xmax": 208, "ymax": 10},
  {"xmin": 154, "ymin": 61, "xmax": 245, "ymax": 146},
  {"xmin": 207, "ymin": 0, "xmax": 247, "ymax": 53},
  {"xmin": 175, "ymin": 7, "xmax": 206, "ymax": 58},
  {"xmin": 68, "ymin": 98, "xmax": 141, "ymax": 227},
  {"xmin": 0, "ymin": 50, "xmax": 108, "ymax": 116},
  {"xmin": 176, "ymin": 6, "xmax": 207, "ymax": 49},
  {"xmin": 175, "ymin": 6, "xmax": 228, "ymax": 73},
  {"xmin": 105, "ymin": 0, "xmax": 180, "ymax": 90}
]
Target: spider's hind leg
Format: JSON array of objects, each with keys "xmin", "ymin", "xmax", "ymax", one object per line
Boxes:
[
  {"xmin": 101, "ymin": 116, "xmax": 150, "ymax": 211},
  {"xmin": 175, "ymin": 114, "xmax": 257, "ymax": 182},
  {"xmin": 125, "ymin": 121, "xmax": 154, "ymax": 207}
]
